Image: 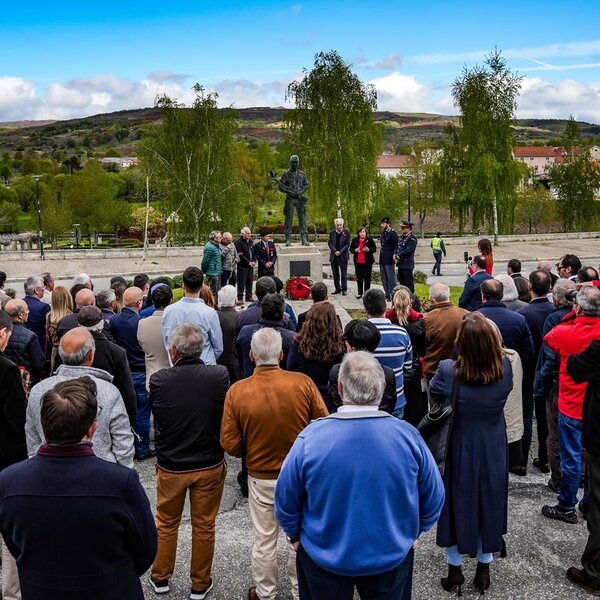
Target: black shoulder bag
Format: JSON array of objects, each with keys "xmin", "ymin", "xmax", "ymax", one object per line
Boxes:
[{"xmin": 417, "ymin": 373, "xmax": 459, "ymax": 476}]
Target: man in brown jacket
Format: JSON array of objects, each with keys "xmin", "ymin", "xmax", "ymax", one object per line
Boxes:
[
  {"xmin": 422, "ymin": 283, "xmax": 469, "ymax": 379},
  {"xmin": 220, "ymin": 327, "xmax": 327, "ymax": 600}
]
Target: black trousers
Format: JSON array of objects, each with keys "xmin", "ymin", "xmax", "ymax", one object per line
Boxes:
[
  {"xmin": 297, "ymin": 545, "xmax": 414, "ymax": 600},
  {"xmin": 535, "ymin": 394, "xmax": 549, "ymax": 464},
  {"xmin": 432, "ymin": 251, "xmax": 443, "ymax": 275},
  {"xmin": 397, "ymin": 269, "xmax": 414, "ymax": 293},
  {"xmin": 331, "ymin": 258, "xmax": 348, "ymax": 292},
  {"xmin": 583, "ymin": 453, "xmax": 600, "ymax": 587},
  {"xmin": 221, "ymin": 269, "xmax": 236, "ymax": 287},
  {"xmin": 236, "ymin": 266, "xmax": 254, "ymax": 300},
  {"xmin": 355, "ymin": 263, "xmax": 372, "ymax": 296}
]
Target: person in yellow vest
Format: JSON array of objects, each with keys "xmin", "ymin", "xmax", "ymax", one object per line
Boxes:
[{"xmin": 431, "ymin": 232, "xmax": 447, "ymax": 276}]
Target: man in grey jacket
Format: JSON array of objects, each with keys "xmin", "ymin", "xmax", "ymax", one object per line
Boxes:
[{"xmin": 25, "ymin": 328, "xmax": 134, "ymax": 467}]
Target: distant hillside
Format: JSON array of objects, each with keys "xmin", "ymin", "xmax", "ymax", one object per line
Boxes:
[{"xmin": 0, "ymin": 107, "xmax": 598, "ymax": 157}]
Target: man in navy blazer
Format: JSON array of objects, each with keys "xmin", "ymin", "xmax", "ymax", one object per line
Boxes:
[
  {"xmin": 328, "ymin": 218, "xmax": 351, "ymax": 296},
  {"xmin": 458, "ymin": 255, "xmax": 493, "ymax": 312},
  {"xmin": 0, "ymin": 377, "xmax": 157, "ymax": 600},
  {"xmin": 23, "ymin": 275, "xmax": 50, "ymax": 355},
  {"xmin": 254, "ymin": 231, "xmax": 278, "ymax": 277}
]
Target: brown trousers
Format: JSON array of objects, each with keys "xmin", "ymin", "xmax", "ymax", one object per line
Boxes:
[{"xmin": 152, "ymin": 462, "xmax": 227, "ymax": 590}]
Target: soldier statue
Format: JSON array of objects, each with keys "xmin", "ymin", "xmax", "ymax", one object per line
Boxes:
[{"xmin": 270, "ymin": 155, "xmax": 310, "ymax": 246}]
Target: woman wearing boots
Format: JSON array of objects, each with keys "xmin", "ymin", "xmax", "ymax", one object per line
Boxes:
[{"xmin": 429, "ymin": 314, "xmax": 513, "ymax": 596}]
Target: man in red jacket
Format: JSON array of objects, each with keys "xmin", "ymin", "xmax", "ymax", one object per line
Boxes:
[{"xmin": 542, "ymin": 287, "xmax": 600, "ymax": 524}]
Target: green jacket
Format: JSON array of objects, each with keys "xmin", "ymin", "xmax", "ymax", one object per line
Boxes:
[{"xmin": 201, "ymin": 240, "xmax": 222, "ymax": 276}]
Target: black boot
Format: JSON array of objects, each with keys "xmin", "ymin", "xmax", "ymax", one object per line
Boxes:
[
  {"xmin": 441, "ymin": 564, "xmax": 464, "ymax": 596},
  {"xmin": 473, "ymin": 562, "xmax": 490, "ymax": 595}
]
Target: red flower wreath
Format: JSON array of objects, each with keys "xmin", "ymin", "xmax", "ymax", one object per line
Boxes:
[{"xmin": 285, "ymin": 276, "xmax": 313, "ymax": 300}]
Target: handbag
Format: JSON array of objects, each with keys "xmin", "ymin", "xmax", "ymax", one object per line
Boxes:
[{"xmin": 417, "ymin": 373, "xmax": 459, "ymax": 476}]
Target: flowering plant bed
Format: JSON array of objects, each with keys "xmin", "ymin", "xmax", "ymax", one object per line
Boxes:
[{"xmin": 285, "ymin": 276, "xmax": 312, "ymax": 300}]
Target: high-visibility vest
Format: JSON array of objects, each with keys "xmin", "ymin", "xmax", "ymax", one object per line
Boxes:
[{"xmin": 432, "ymin": 237, "xmax": 443, "ymax": 252}]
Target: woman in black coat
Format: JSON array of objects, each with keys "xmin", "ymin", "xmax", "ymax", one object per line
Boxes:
[
  {"xmin": 429, "ymin": 313, "xmax": 513, "ymax": 596},
  {"xmin": 349, "ymin": 227, "xmax": 377, "ymax": 299}
]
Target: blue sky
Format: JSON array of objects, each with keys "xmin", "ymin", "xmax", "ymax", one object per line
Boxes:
[{"xmin": 1, "ymin": 1, "xmax": 599, "ymax": 122}]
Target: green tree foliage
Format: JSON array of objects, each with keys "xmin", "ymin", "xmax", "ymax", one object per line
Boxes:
[
  {"xmin": 550, "ymin": 155, "xmax": 600, "ymax": 231},
  {"xmin": 0, "ymin": 186, "xmax": 20, "ymax": 233},
  {"xmin": 63, "ymin": 161, "xmax": 122, "ymax": 240},
  {"xmin": 139, "ymin": 85, "xmax": 243, "ymax": 243},
  {"xmin": 130, "ymin": 206, "xmax": 165, "ymax": 238},
  {"xmin": 515, "ymin": 184, "xmax": 556, "ymax": 233},
  {"xmin": 369, "ymin": 175, "xmax": 405, "ymax": 229},
  {"xmin": 10, "ymin": 176, "xmax": 37, "ymax": 212},
  {"xmin": 284, "ymin": 51, "xmax": 384, "ymax": 228},
  {"xmin": 561, "ymin": 114, "xmax": 581, "ymax": 159},
  {"xmin": 438, "ymin": 50, "xmax": 527, "ymax": 242},
  {"xmin": 409, "ymin": 144, "xmax": 443, "ymax": 237},
  {"xmin": 40, "ymin": 175, "xmax": 74, "ymax": 247}
]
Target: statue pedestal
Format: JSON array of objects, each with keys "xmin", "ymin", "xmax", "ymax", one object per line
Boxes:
[{"xmin": 276, "ymin": 244, "xmax": 323, "ymax": 283}]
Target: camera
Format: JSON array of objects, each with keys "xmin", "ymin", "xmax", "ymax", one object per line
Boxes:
[
  {"xmin": 463, "ymin": 251, "xmax": 473, "ymax": 264},
  {"xmin": 565, "ymin": 289, "xmax": 578, "ymax": 302}
]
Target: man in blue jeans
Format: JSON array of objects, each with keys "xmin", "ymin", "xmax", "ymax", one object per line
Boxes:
[
  {"xmin": 110, "ymin": 286, "xmax": 153, "ymax": 460},
  {"xmin": 542, "ymin": 287, "xmax": 600, "ymax": 524}
]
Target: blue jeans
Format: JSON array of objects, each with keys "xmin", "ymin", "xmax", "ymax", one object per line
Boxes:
[
  {"xmin": 558, "ymin": 413, "xmax": 583, "ymax": 510},
  {"xmin": 132, "ymin": 371, "xmax": 151, "ymax": 458},
  {"xmin": 446, "ymin": 539, "xmax": 493, "ymax": 566},
  {"xmin": 380, "ymin": 264, "xmax": 397, "ymax": 298}
]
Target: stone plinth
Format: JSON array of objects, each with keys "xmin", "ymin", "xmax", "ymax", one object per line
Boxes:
[{"xmin": 275, "ymin": 244, "xmax": 323, "ymax": 283}]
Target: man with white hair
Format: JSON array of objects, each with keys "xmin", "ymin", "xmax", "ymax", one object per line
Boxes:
[
  {"xmin": 220, "ymin": 231, "xmax": 238, "ymax": 287},
  {"xmin": 422, "ymin": 283, "xmax": 468, "ymax": 380},
  {"xmin": 495, "ymin": 274, "xmax": 527, "ymax": 311},
  {"xmin": 221, "ymin": 327, "xmax": 327, "ymax": 600},
  {"xmin": 73, "ymin": 273, "xmax": 93, "ymax": 289},
  {"xmin": 275, "ymin": 351, "xmax": 444, "ymax": 599},
  {"xmin": 217, "ymin": 285, "xmax": 243, "ymax": 384},
  {"xmin": 23, "ymin": 275, "xmax": 50, "ymax": 353},
  {"xmin": 542, "ymin": 286, "xmax": 600, "ymax": 524},
  {"xmin": 25, "ymin": 328, "xmax": 134, "ymax": 467},
  {"xmin": 328, "ymin": 218, "xmax": 351, "ymax": 296},
  {"xmin": 235, "ymin": 227, "xmax": 256, "ymax": 303}
]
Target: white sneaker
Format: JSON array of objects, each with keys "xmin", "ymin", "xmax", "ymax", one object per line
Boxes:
[{"xmin": 190, "ymin": 579, "xmax": 214, "ymax": 600}]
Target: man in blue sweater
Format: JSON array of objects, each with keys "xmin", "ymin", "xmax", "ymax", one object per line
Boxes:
[{"xmin": 275, "ymin": 352, "xmax": 444, "ymax": 600}]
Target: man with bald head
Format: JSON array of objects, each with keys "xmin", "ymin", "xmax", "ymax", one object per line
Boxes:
[
  {"xmin": 110, "ymin": 287, "xmax": 153, "ymax": 459},
  {"xmin": 4, "ymin": 298, "xmax": 45, "ymax": 384},
  {"xmin": 25, "ymin": 328, "xmax": 134, "ymax": 467},
  {"xmin": 57, "ymin": 287, "xmax": 97, "ymax": 339}
]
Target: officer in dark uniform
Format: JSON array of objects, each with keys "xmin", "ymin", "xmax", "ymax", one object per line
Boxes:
[
  {"xmin": 379, "ymin": 216, "xmax": 399, "ymax": 300},
  {"xmin": 394, "ymin": 219, "xmax": 418, "ymax": 293}
]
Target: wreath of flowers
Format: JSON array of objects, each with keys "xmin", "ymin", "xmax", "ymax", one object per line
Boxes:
[{"xmin": 285, "ymin": 276, "xmax": 313, "ymax": 300}]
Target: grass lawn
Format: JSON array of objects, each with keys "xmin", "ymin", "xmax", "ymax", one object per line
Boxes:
[{"xmin": 347, "ymin": 283, "xmax": 463, "ymax": 320}]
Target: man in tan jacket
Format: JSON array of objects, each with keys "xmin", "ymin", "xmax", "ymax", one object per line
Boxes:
[
  {"xmin": 136, "ymin": 285, "xmax": 172, "ymax": 389},
  {"xmin": 221, "ymin": 327, "xmax": 327, "ymax": 600},
  {"xmin": 423, "ymin": 283, "xmax": 469, "ymax": 379}
]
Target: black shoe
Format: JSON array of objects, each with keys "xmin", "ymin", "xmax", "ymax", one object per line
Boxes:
[
  {"xmin": 136, "ymin": 450, "xmax": 156, "ymax": 461},
  {"xmin": 441, "ymin": 564, "xmax": 464, "ymax": 596},
  {"xmin": 332, "ymin": 290, "xmax": 341, "ymax": 295},
  {"xmin": 190, "ymin": 579, "xmax": 213, "ymax": 600},
  {"xmin": 341, "ymin": 291, "xmax": 347, "ymax": 296},
  {"xmin": 150, "ymin": 578, "xmax": 170, "ymax": 594},
  {"xmin": 356, "ymin": 294, "xmax": 362, "ymax": 299},
  {"xmin": 473, "ymin": 562, "xmax": 490, "ymax": 596},
  {"xmin": 385, "ymin": 295, "xmax": 391, "ymax": 301},
  {"xmin": 567, "ymin": 567, "xmax": 600, "ymax": 595},
  {"xmin": 547, "ymin": 479, "xmax": 561, "ymax": 493},
  {"xmin": 542, "ymin": 504, "xmax": 578, "ymax": 524},
  {"xmin": 533, "ymin": 458, "xmax": 550, "ymax": 474},
  {"xmin": 432, "ymin": 269, "xmax": 436, "ymax": 275}
]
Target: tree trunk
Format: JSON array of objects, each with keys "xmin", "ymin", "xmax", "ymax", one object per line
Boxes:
[{"xmin": 492, "ymin": 198, "xmax": 499, "ymax": 246}]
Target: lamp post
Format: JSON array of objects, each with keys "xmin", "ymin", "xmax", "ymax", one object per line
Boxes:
[
  {"xmin": 73, "ymin": 224, "xmax": 80, "ymax": 249},
  {"xmin": 406, "ymin": 174, "xmax": 413, "ymax": 222},
  {"xmin": 32, "ymin": 175, "xmax": 44, "ymax": 260}
]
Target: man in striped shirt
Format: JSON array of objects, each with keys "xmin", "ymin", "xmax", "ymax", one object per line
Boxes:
[{"xmin": 363, "ymin": 289, "xmax": 413, "ymax": 419}]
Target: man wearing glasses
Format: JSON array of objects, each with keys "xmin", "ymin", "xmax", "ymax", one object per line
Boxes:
[{"xmin": 556, "ymin": 255, "xmax": 582, "ymax": 283}]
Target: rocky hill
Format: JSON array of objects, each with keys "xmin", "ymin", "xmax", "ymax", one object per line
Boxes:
[{"xmin": 0, "ymin": 107, "xmax": 598, "ymax": 156}]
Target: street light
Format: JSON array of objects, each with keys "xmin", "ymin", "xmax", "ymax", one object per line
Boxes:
[
  {"xmin": 405, "ymin": 174, "xmax": 413, "ymax": 222},
  {"xmin": 73, "ymin": 224, "xmax": 80, "ymax": 249},
  {"xmin": 32, "ymin": 175, "xmax": 44, "ymax": 260}
]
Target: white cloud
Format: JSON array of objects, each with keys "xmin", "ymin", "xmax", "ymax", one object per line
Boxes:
[
  {"xmin": 517, "ymin": 77, "xmax": 600, "ymax": 122},
  {"xmin": 0, "ymin": 77, "xmax": 38, "ymax": 119},
  {"xmin": 368, "ymin": 72, "xmax": 430, "ymax": 112}
]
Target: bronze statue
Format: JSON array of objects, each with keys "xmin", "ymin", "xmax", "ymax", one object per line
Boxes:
[{"xmin": 269, "ymin": 155, "xmax": 309, "ymax": 246}]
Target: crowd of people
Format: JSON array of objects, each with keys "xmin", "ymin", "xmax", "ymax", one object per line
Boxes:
[{"xmin": 0, "ymin": 228, "xmax": 599, "ymax": 600}]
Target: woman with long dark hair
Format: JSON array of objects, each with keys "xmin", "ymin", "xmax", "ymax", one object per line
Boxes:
[
  {"xmin": 287, "ymin": 302, "xmax": 345, "ymax": 412},
  {"xmin": 430, "ymin": 313, "xmax": 513, "ymax": 596},
  {"xmin": 349, "ymin": 226, "xmax": 376, "ymax": 299}
]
